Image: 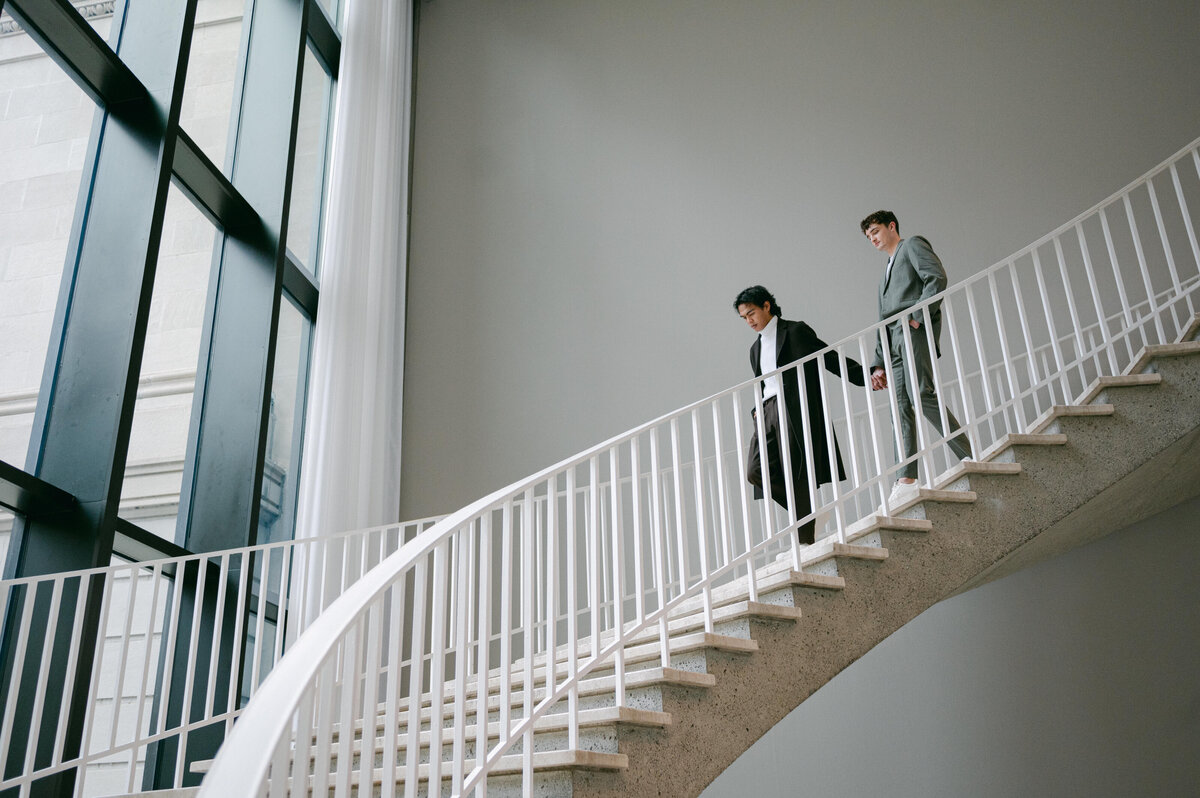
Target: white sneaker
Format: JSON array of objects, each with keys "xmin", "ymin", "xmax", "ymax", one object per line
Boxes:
[{"xmin": 877, "ymin": 480, "xmax": 919, "ymax": 516}]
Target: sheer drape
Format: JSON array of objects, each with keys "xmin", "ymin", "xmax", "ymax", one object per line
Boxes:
[{"xmin": 294, "ymin": 0, "xmax": 413, "ymax": 545}]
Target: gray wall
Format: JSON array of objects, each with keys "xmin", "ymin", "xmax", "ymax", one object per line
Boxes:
[
  {"xmin": 401, "ymin": 0, "xmax": 1200, "ymax": 517},
  {"xmin": 702, "ymin": 494, "xmax": 1200, "ymax": 798}
]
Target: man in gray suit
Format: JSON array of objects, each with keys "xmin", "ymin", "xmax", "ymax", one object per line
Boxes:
[{"xmin": 861, "ymin": 210, "xmax": 972, "ymax": 508}]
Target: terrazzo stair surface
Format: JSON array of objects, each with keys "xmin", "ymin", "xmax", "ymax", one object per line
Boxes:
[{"xmin": 110, "ymin": 332, "xmax": 1200, "ymax": 798}]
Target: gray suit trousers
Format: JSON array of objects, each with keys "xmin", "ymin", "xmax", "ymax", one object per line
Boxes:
[{"xmin": 888, "ymin": 325, "xmax": 972, "ymax": 480}]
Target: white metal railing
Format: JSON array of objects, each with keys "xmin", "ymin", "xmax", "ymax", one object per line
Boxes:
[
  {"xmin": 4, "ymin": 138, "xmax": 1198, "ymax": 797},
  {"xmin": 192, "ymin": 135, "xmax": 1195, "ymax": 796},
  {"xmin": 0, "ymin": 515, "xmax": 443, "ymax": 796},
  {"xmin": 195, "ymin": 136, "xmax": 1200, "ymax": 798}
]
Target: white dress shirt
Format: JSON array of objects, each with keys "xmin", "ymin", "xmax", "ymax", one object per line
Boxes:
[{"xmin": 759, "ymin": 315, "xmax": 781, "ymax": 400}]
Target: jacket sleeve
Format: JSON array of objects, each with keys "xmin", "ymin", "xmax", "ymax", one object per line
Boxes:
[
  {"xmin": 907, "ymin": 235, "xmax": 947, "ymax": 325},
  {"xmin": 804, "ymin": 323, "xmax": 867, "ymax": 386}
]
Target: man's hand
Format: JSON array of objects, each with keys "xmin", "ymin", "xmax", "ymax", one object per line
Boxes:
[
  {"xmin": 909, "ymin": 319, "xmax": 920, "ymax": 329},
  {"xmin": 870, "ymin": 367, "xmax": 887, "ymax": 391}
]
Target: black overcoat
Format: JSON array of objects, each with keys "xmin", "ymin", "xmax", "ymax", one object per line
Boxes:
[{"xmin": 749, "ymin": 318, "xmax": 866, "ymax": 490}]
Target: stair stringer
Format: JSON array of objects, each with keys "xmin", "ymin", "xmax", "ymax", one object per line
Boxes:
[{"xmin": 559, "ymin": 347, "xmax": 1200, "ymax": 798}]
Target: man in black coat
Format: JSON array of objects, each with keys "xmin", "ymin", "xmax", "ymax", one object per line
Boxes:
[{"xmin": 734, "ymin": 286, "xmax": 866, "ymax": 545}]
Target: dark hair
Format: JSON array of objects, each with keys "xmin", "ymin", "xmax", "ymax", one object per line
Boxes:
[
  {"xmin": 860, "ymin": 210, "xmax": 899, "ymax": 235},
  {"xmin": 733, "ymin": 285, "xmax": 780, "ymax": 317}
]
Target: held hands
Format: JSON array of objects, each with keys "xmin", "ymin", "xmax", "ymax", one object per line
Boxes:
[{"xmin": 870, "ymin": 367, "xmax": 887, "ymax": 391}]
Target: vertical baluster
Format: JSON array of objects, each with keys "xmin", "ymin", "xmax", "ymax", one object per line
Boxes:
[
  {"xmin": 288, "ymin": 685, "xmax": 316, "ymax": 798},
  {"xmin": 564, "ymin": 470, "xmax": 580, "ymax": 750},
  {"xmin": 588, "ymin": 457, "xmax": 602, "ymax": 666},
  {"xmin": 428, "ymin": 542, "xmax": 449, "ymax": 794},
  {"xmin": 475, "ymin": 514, "xmax": 494, "ymax": 788},
  {"xmin": 332, "ymin": 618, "xmax": 361, "ymax": 798},
  {"xmin": 403, "ymin": 558, "xmax": 428, "ymax": 798},
  {"xmin": 50, "ymin": 575, "xmax": 89, "ymax": 773},
  {"xmin": 106, "ymin": 563, "xmax": 141, "ymax": 750},
  {"xmin": 710, "ymin": 401, "xmax": 734, "ymax": 567},
  {"xmin": 859, "ymin": 334, "xmax": 890, "ymax": 515},
  {"xmin": 130, "ymin": 563, "xmax": 167, "ymax": 791},
  {"xmin": 175, "ymin": 557, "xmax": 210, "ymax": 786},
  {"xmin": 832, "ymin": 348, "xmax": 861, "ymax": 541},
  {"xmin": 154, "ymin": 565, "xmax": 187, "ymax": 750},
  {"xmin": 1098, "ymin": 207, "xmax": 1137, "ymax": 362},
  {"xmin": 962, "ymin": 287, "xmax": 1001, "ymax": 442},
  {"xmin": 522, "ymin": 489, "xmax": 536, "ymax": 795},
  {"xmin": 224, "ymin": 552, "xmax": 251, "ymax": 722},
  {"xmin": 452, "ymin": 528, "xmax": 471, "ymax": 797},
  {"xmin": 784, "ymin": 362, "xmax": 814, "ymax": 558},
  {"xmin": 498, "ymin": 502, "xmax": 514, "ymax": 743},
  {"xmin": 0, "ymin": 585, "xmax": 37, "ymax": 769},
  {"xmin": 688, "ymin": 409, "xmax": 715, "ymax": 633},
  {"xmin": 941, "ymin": 296, "xmax": 980, "ymax": 460},
  {"xmin": 358, "ymin": 601, "xmax": 384, "ymax": 798},
  {"xmin": 668, "ymin": 421, "xmax": 689, "ymax": 594},
  {"xmin": 648, "ymin": 430, "xmax": 672, "ymax": 668},
  {"xmin": 1029, "ymin": 251, "xmax": 1070, "ymax": 408},
  {"xmin": 545, "ymin": 478, "xmax": 560, "ymax": 714},
  {"xmin": 878, "ymin": 322, "xmax": 911, "ymax": 508},
  {"xmin": 381, "ymin": 550, "xmax": 407, "ymax": 798},
  {"xmin": 1169, "ymin": 162, "xmax": 1200, "ymax": 320},
  {"xmin": 985, "ymin": 269, "xmax": 1030, "ymax": 429},
  {"xmin": 607, "ymin": 451, "xmax": 626, "ymax": 705},
  {"xmin": 250, "ymin": 550, "xmax": 272, "ymax": 692},
  {"xmin": 1124, "ymin": 192, "xmax": 1167, "ymax": 343},
  {"xmin": 1146, "ymin": 176, "xmax": 1185, "ymax": 333},
  {"xmin": 628, "ymin": 438, "xmax": 646, "ymax": 623},
  {"xmin": 202, "ymin": 554, "xmax": 232, "ymax": 728},
  {"xmin": 1006, "ymin": 265, "xmax": 1042, "ymax": 412},
  {"xmin": 21, "ymin": 577, "xmax": 65, "ymax": 785},
  {"xmin": 312, "ymin": 648, "xmax": 337, "ymax": 798},
  {"xmin": 1075, "ymin": 222, "xmax": 1120, "ymax": 376},
  {"xmin": 896, "ymin": 315, "xmax": 934, "ymax": 484},
  {"xmin": 730, "ymin": 391, "xmax": 759, "ymax": 601},
  {"xmin": 1053, "ymin": 236, "xmax": 1089, "ymax": 395},
  {"xmin": 749, "ymin": 385, "xmax": 776, "ymax": 548},
  {"xmin": 918, "ymin": 302, "xmax": 957, "ymax": 469}
]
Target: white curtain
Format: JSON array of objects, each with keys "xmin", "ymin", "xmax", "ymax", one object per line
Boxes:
[{"xmin": 294, "ymin": 0, "xmax": 413, "ymax": 547}]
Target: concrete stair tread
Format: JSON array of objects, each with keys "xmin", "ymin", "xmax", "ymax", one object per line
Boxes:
[
  {"xmin": 197, "ymin": 706, "xmax": 672, "ymax": 771},
  {"xmin": 1127, "ymin": 340, "xmax": 1200, "ymax": 373},
  {"xmin": 345, "ymin": 666, "xmax": 714, "ymax": 738},
  {"xmin": 197, "ymin": 748, "xmax": 629, "ymax": 784},
  {"xmin": 980, "ymin": 432, "xmax": 1067, "ymax": 461},
  {"xmin": 410, "ymin": 631, "xmax": 755, "ymax": 711},
  {"xmin": 1077, "ymin": 371, "xmax": 1164, "ymax": 404},
  {"xmin": 1028, "ymin": 403, "xmax": 1116, "ymax": 433}
]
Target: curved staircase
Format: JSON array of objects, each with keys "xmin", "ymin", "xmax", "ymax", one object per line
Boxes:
[
  {"xmin": 3, "ymin": 137, "xmax": 1198, "ymax": 798},
  {"xmin": 197, "ymin": 123, "xmax": 1200, "ymax": 795}
]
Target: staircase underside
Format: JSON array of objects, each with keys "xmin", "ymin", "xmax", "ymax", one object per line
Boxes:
[{"xmin": 560, "ymin": 344, "xmax": 1200, "ymax": 798}]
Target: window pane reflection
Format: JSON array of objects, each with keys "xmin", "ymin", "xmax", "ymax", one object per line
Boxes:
[
  {"xmin": 287, "ymin": 45, "xmax": 334, "ymax": 273},
  {"xmin": 0, "ymin": 33, "xmax": 97, "ymax": 468},
  {"xmin": 258, "ymin": 296, "xmax": 312, "ymax": 545},
  {"xmin": 119, "ymin": 186, "xmax": 218, "ymax": 541}
]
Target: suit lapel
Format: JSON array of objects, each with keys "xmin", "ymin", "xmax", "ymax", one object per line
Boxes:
[
  {"xmin": 775, "ymin": 318, "xmax": 789, "ymax": 363},
  {"xmin": 882, "ymin": 238, "xmax": 905, "ymax": 293},
  {"xmin": 750, "ymin": 336, "xmax": 762, "ymax": 377}
]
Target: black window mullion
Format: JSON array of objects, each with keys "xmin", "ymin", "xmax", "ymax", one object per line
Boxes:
[
  {"xmin": 5, "ymin": 0, "xmax": 146, "ymax": 108},
  {"xmin": 305, "ymin": 0, "xmax": 340, "ymax": 78},
  {"xmin": 179, "ymin": 0, "xmax": 309, "ymax": 554},
  {"xmin": 172, "ymin": 128, "xmax": 266, "ymax": 242},
  {"xmin": 0, "ymin": 1, "xmax": 201, "ymax": 794}
]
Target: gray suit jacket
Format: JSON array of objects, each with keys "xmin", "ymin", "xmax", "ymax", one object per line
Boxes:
[{"xmin": 872, "ymin": 235, "xmax": 947, "ymax": 370}]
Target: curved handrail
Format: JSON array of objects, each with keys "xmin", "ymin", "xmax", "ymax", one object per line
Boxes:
[
  {"xmin": 0, "ymin": 515, "xmax": 444, "ymax": 795},
  {"xmin": 196, "ymin": 134, "xmax": 1200, "ymax": 797}
]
